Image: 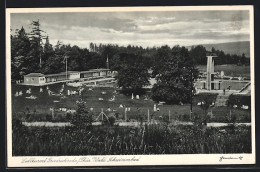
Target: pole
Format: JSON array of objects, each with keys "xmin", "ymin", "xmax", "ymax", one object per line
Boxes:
[
  {"xmin": 66, "ymin": 57, "xmax": 68, "ymax": 80},
  {"xmin": 106, "ymin": 54, "xmax": 109, "ymax": 69},
  {"xmin": 169, "ymin": 110, "xmax": 171, "ymax": 121},
  {"xmin": 125, "ymin": 108, "xmax": 127, "ymax": 121},
  {"xmin": 101, "ymin": 108, "xmax": 103, "ymax": 121},
  {"xmin": 190, "ymin": 69, "xmax": 193, "ymax": 120},
  {"xmin": 40, "ymin": 52, "xmax": 42, "ymax": 68},
  {"xmin": 147, "ymin": 109, "xmax": 150, "ymax": 123}
]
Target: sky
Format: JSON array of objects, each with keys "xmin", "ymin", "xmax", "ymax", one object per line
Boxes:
[{"xmin": 10, "ymin": 10, "xmax": 250, "ymax": 48}]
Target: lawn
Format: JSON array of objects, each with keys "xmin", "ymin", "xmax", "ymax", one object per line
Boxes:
[
  {"xmin": 196, "ymin": 64, "xmax": 250, "ymax": 78},
  {"xmin": 11, "ymin": 82, "xmax": 252, "ymax": 156},
  {"xmin": 11, "ymin": 83, "xmax": 251, "ymax": 123}
]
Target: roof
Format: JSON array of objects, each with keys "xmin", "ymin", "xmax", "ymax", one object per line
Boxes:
[
  {"xmin": 59, "ymin": 71, "xmax": 79, "ymax": 74},
  {"xmin": 80, "ymin": 71, "xmax": 96, "ymax": 74},
  {"xmin": 25, "ymin": 73, "xmax": 45, "ymax": 77},
  {"xmin": 45, "ymin": 73, "xmax": 67, "ymax": 77},
  {"xmin": 45, "ymin": 71, "xmax": 79, "ymax": 77},
  {"xmin": 91, "ymin": 68, "xmax": 110, "ymax": 71}
]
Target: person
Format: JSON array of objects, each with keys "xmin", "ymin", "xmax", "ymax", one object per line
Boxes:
[{"xmin": 223, "ymin": 88, "xmax": 225, "ymax": 95}]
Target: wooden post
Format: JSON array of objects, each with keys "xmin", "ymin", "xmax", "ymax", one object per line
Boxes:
[
  {"xmin": 50, "ymin": 107, "xmax": 54, "ymax": 119},
  {"xmin": 229, "ymin": 109, "xmax": 232, "ymax": 121},
  {"xmin": 65, "ymin": 57, "xmax": 68, "ymax": 80},
  {"xmin": 125, "ymin": 108, "xmax": 127, "ymax": 121},
  {"xmin": 147, "ymin": 109, "xmax": 150, "ymax": 123},
  {"xmin": 101, "ymin": 108, "xmax": 103, "ymax": 121},
  {"xmin": 169, "ymin": 110, "xmax": 171, "ymax": 122},
  {"xmin": 52, "ymin": 109, "xmax": 54, "ymax": 119}
]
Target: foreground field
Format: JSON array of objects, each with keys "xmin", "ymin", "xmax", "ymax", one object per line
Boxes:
[
  {"xmin": 12, "ymin": 83, "xmax": 251, "ymax": 123},
  {"xmin": 12, "ymin": 123, "xmax": 251, "ymax": 155}
]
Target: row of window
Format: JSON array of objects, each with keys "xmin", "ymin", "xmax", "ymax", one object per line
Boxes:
[{"xmin": 26, "ymin": 78, "xmax": 45, "ymax": 81}]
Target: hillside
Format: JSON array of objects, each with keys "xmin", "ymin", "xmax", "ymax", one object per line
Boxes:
[{"xmin": 187, "ymin": 41, "xmax": 250, "ymax": 57}]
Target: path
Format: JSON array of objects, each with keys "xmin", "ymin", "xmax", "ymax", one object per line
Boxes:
[{"xmin": 22, "ymin": 121, "xmax": 251, "ymax": 128}]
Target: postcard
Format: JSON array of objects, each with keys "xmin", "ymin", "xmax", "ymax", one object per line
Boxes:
[{"xmin": 6, "ymin": 6, "xmax": 255, "ymax": 167}]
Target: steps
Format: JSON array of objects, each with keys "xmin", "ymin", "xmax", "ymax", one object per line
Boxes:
[{"xmin": 215, "ymin": 94, "xmax": 230, "ymax": 107}]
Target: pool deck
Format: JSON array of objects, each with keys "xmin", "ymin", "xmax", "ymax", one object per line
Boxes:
[{"xmin": 18, "ymin": 77, "xmax": 116, "ymax": 87}]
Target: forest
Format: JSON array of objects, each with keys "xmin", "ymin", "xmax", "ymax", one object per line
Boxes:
[
  {"xmin": 11, "ymin": 20, "xmax": 250, "ymax": 81},
  {"xmin": 11, "ymin": 20, "xmax": 250, "ymax": 104}
]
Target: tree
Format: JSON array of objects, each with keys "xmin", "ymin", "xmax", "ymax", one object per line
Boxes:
[
  {"xmin": 152, "ymin": 45, "xmax": 172, "ymax": 77},
  {"xmin": 151, "ymin": 46, "xmax": 199, "ymax": 104},
  {"xmin": 41, "ymin": 36, "xmax": 55, "ymax": 73},
  {"xmin": 116, "ymin": 55, "xmax": 150, "ymax": 94},
  {"xmin": 41, "ymin": 41, "xmax": 66, "ymax": 74},
  {"xmin": 241, "ymin": 53, "xmax": 247, "ymax": 65},
  {"xmin": 11, "ymin": 27, "xmax": 31, "ymax": 79},
  {"xmin": 189, "ymin": 45, "xmax": 207, "ymax": 65},
  {"xmin": 71, "ymin": 101, "xmax": 93, "ymax": 129},
  {"xmin": 28, "ymin": 20, "xmax": 46, "ymax": 71}
]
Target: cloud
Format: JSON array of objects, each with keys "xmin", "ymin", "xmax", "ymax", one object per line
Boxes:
[{"xmin": 10, "ymin": 10, "xmax": 250, "ymax": 48}]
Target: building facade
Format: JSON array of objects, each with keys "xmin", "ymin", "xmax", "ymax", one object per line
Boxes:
[
  {"xmin": 24, "ymin": 73, "xmax": 46, "ymax": 85},
  {"xmin": 23, "ymin": 69, "xmax": 112, "ymax": 86}
]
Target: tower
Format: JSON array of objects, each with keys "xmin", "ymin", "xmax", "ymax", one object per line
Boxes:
[
  {"xmin": 106, "ymin": 55, "xmax": 109, "ymax": 69},
  {"xmin": 206, "ymin": 55, "xmax": 217, "ymax": 90}
]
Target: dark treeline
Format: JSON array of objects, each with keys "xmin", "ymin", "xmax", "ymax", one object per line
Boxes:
[{"xmin": 11, "ymin": 20, "xmax": 249, "ymax": 81}]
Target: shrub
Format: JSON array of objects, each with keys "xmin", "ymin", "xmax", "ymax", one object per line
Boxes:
[
  {"xmin": 45, "ymin": 114, "xmax": 52, "ymax": 121},
  {"xmin": 227, "ymin": 94, "xmax": 251, "ymax": 109},
  {"xmin": 193, "ymin": 93, "xmax": 218, "ymax": 105},
  {"xmin": 71, "ymin": 102, "xmax": 93, "ymax": 129},
  {"xmin": 66, "ymin": 113, "xmax": 72, "ymax": 121},
  {"xmin": 12, "ymin": 118, "xmax": 23, "ymax": 131}
]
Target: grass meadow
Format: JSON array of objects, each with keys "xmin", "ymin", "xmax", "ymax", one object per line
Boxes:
[
  {"xmin": 12, "ymin": 82, "xmax": 250, "ymax": 123},
  {"xmin": 12, "ymin": 122, "xmax": 251, "ymax": 155},
  {"xmin": 196, "ymin": 64, "xmax": 250, "ymax": 78}
]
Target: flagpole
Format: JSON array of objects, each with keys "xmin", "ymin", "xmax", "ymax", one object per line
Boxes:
[
  {"xmin": 66, "ymin": 57, "xmax": 68, "ymax": 80},
  {"xmin": 64, "ymin": 55, "xmax": 69, "ymax": 80}
]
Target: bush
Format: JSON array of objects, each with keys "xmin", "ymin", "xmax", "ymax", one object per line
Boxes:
[
  {"xmin": 193, "ymin": 93, "xmax": 218, "ymax": 105},
  {"xmin": 71, "ymin": 102, "xmax": 93, "ymax": 129},
  {"xmin": 12, "ymin": 118, "xmax": 23, "ymax": 131},
  {"xmin": 46, "ymin": 114, "xmax": 53, "ymax": 121},
  {"xmin": 66, "ymin": 113, "xmax": 72, "ymax": 121},
  {"xmin": 227, "ymin": 94, "xmax": 251, "ymax": 109},
  {"xmin": 108, "ymin": 115, "xmax": 116, "ymax": 126}
]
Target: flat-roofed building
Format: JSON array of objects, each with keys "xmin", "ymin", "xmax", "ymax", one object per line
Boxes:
[
  {"xmin": 67, "ymin": 71, "xmax": 80, "ymax": 80},
  {"xmin": 45, "ymin": 73, "xmax": 67, "ymax": 83},
  {"xmin": 91, "ymin": 68, "xmax": 112, "ymax": 76},
  {"xmin": 22, "ymin": 69, "xmax": 114, "ymax": 86},
  {"xmin": 24, "ymin": 73, "xmax": 46, "ymax": 85},
  {"xmin": 45, "ymin": 71, "xmax": 80, "ymax": 83},
  {"xmin": 80, "ymin": 71, "xmax": 96, "ymax": 78}
]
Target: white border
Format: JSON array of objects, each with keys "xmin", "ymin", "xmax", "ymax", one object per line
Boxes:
[{"xmin": 6, "ymin": 6, "xmax": 255, "ymax": 167}]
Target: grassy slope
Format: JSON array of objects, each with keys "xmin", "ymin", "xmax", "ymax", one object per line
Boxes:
[
  {"xmin": 187, "ymin": 41, "xmax": 250, "ymax": 57},
  {"xmin": 196, "ymin": 64, "xmax": 250, "ymax": 78},
  {"xmin": 12, "ymin": 83, "xmax": 250, "ymax": 123}
]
